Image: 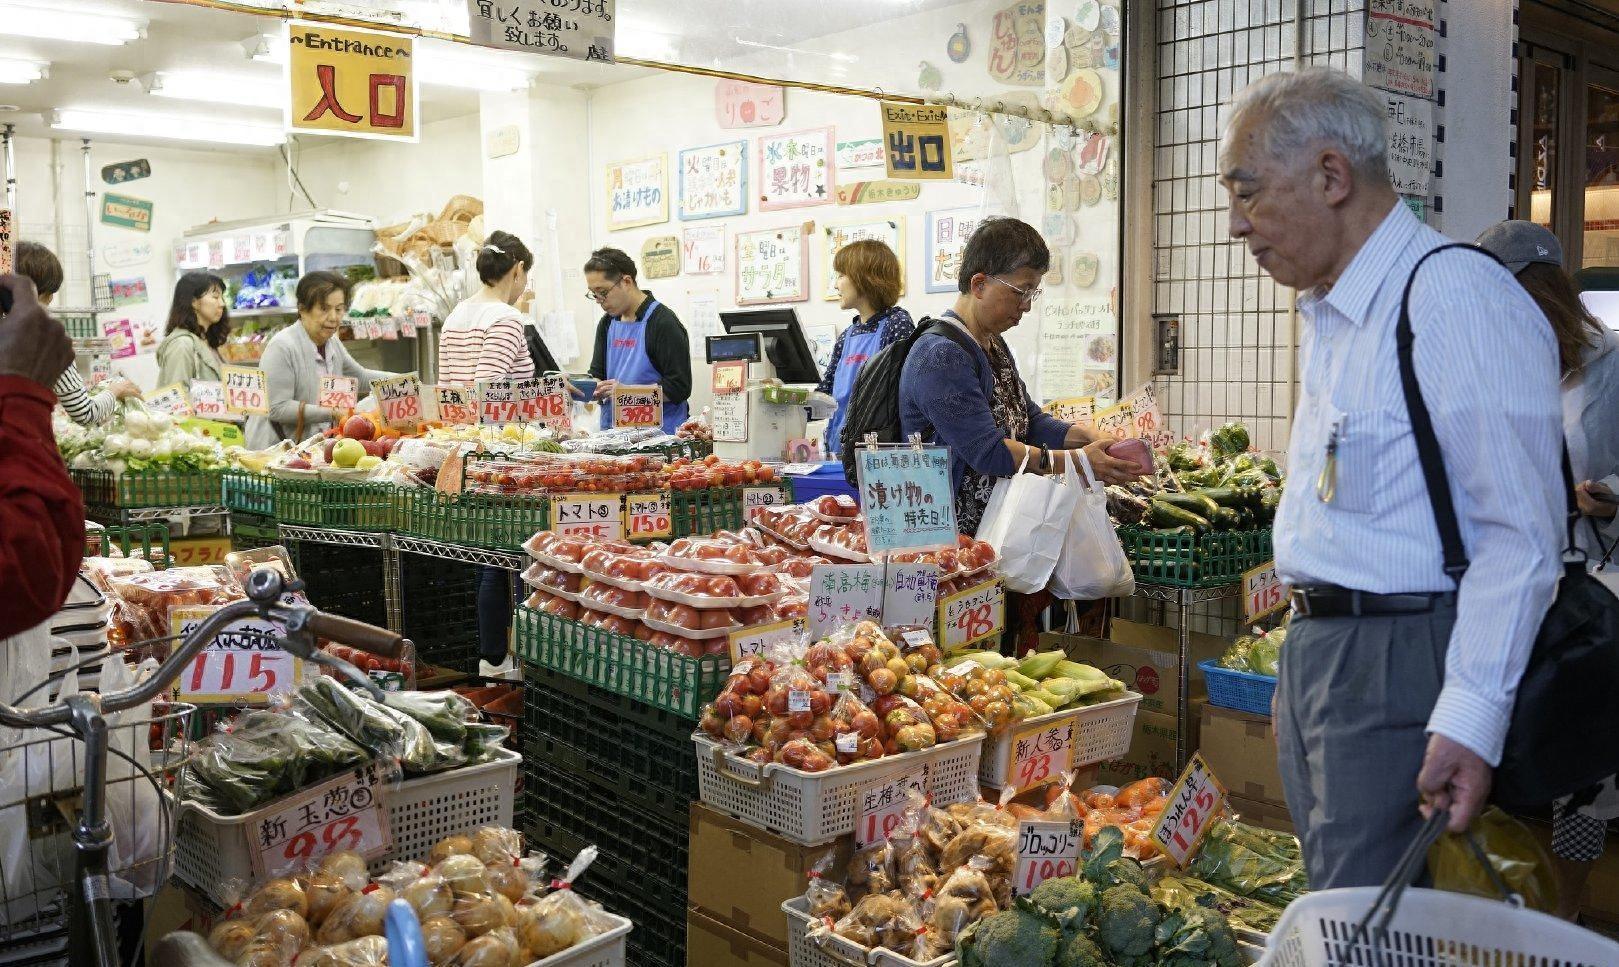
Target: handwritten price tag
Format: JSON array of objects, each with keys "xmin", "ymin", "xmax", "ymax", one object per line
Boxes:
[
  {"xmin": 477, "ymin": 378, "xmax": 518, "ymax": 425},
  {"xmin": 1124, "ymin": 382, "xmax": 1174, "ymax": 452},
  {"xmin": 882, "ymin": 563, "xmax": 940, "ymax": 630},
  {"xmin": 612, "ymin": 383, "xmax": 663, "ymax": 429},
  {"xmin": 222, "ymin": 366, "xmax": 268, "ymax": 415},
  {"xmin": 146, "ymin": 383, "xmax": 191, "ymax": 417},
  {"xmin": 169, "ymin": 606, "xmax": 302, "ymax": 705},
  {"xmin": 318, "ymin": 374, "xmax": 358, "ymax": 410},
  {"xmin": 727, "ymin": 617, "xmax": 802, "ymax": 664},
  {"xmin": 189, "ymin": 380, "xmax": 227, "ymax": 419},
  {"xmin": 1009, "ymin": 716, "xmax": 1076, "ymax": 793},
  {"xmin": 537, "ymin": 374, "xmax": 572, "ymax": 431},
  {"xmin": 249, "ymin": 763, "xmax": 391, "ymax": 879},
  {"xmin": 1093, "ymin": 402, "xmax": 1136, "ymax": 441},
  {"xmin": 515, "ymin": 376, "xmax": 545, "ymax": 422},
  {"xmin": 626, "ymin": 490, "xmax": 673, "ymax": 540},
  {"xmin": 937, "ymin": 579, "xmax": 1005, "ymax": 651},
  {"xmin": 742, "ymin": 485, "xmax": 787, "ymax": 520},
  {"xmin": 1044, "ymin": 395, "xmax": 1095, "ymax": 428},
  {"xmin": 433, "ymin": 385, "xmax": 477, "ymax": 425},
  {"xmin": 551, "ymin": 493, "xmax": 625, "ymax": 540},
  {"xmin": 853, "ymin": 765, "xmax": 930, "ymax": 848},
  {"xmin": 1013, "ymin": 819, "xmax": 1082, "ymax": 896},
  {"xmin": 373, "ymin": 373, "xmax": 422, "ymax": 429},
  {"xmin": 1152, "ymin": 753, "xmax": 1226, "ymax": 867},
  {"xmin": 808, "ymin": 563, "xmax": 885, "ymax": 639},
  {"xmin": 1242, "ymin": 560, "xmax": 1288, "ymax": 625}
]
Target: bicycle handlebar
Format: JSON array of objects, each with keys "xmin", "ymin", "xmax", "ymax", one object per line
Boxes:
[{"xmin": 305, "ymin": 612, "xmax": 406, "ymax": 658}]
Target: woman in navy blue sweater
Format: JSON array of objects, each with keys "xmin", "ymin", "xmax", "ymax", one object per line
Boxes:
[{"xmin": 898, "ymin": 218, "xmax": 1140, "ymax": 535}]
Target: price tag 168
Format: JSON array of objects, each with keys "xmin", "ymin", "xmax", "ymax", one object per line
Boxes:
[
  {"xmin": 853, "ymin": 765, "xmax": 930, "ymax": 849},
  {"xmin": 222, "ymin": 366, "xmax": 268, "ymax": 415},
  {"xmin": 937, "ymin": 579, "xmax": 1004, "ymax": 651},
  {"xmin": 1151, "ymin": 753, "xmax": 1227, "ymax": 867},
  {"xmin": 626, "ymin": 491, "xmax": 673, "ymax": 540},
  {"xmin": 249, "ymin": 763, "xmax": 392, "ymax": 879},
  {"xmin": 1242, "ymin": 560, "xmax": 1288, "ymax": 624},
  {"xmin": 1013, "ymin": 819, "xmax": 1082, "ymax": 896},
  {"xmin": 373, "ymin": 373, "xmax": 422, "ymax": 429},
  {"xmin": 1009, "ymin": 717, "xmax": 1075, "ymax": 793}
]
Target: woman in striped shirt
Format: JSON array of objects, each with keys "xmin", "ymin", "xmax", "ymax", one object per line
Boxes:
[{"xmin": 16, "ymin": 241, "xmax": 141, "ymax": 426}]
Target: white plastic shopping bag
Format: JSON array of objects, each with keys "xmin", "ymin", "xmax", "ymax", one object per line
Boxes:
[
  {"xmin": 1049, "ymin": 451, "xmax": 1136, "ymax": 600},
  {"xmin": 976, "ymin": 452, "xmax": 1079, "ymax": 593}
]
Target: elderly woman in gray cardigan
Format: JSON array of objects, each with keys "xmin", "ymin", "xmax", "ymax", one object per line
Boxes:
[{"xmin": 246, "ymin": 271, "xmax": 391, "ymax": 449}]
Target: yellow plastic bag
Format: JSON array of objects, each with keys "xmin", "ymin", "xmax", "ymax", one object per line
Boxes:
[{"xmin": 1427, "ymin": 806, "xmax": 1560, "ymax": 914}]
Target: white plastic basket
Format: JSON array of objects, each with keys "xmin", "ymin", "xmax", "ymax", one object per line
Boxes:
[
  {"xmin": 525, "ymin": 913, "xmax": 632, "ymax": 967},
  {"xmin": 782, "ymin": 897, "xmax": 952, "ymax": 967},
  {"xmin": 978, "ymin": 693, "xmax": 1141, "ymax": 789},
  {"xmin": 174, "ymin": 747, "xmax": 520, "ymax": 906},
  {"xmin": 694, "ymin": 733, "xmax": 985, "ymax": 846},
  {"xmin": 1257, "ymin": 886, "xmax": 1619, "ymax": 966}
]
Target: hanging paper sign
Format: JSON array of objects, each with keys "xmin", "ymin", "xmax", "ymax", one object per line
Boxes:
[
  {"xmin": 605, "ymin": 155, "xmax": 668, "ymax": 230},
  {"xmin": 836, "ymin": 138, "xmax": 886, "ymax": 170},
  {"xmin": 758, "ymin": 127, "xmax": 835, "ymax": 210},
  {"xmin": 222, "ymin": 366, "xmax": 269, "ymax": 415},
  {"xmin": 808, "ymin": 563, "xmax": 885, "ymax": 639},
  {"xmin": 737, "ymin": 225, "xmax": 810, "ymax": 305},
  {"xmin": 1242, "ymin": 561, "xmax": 1288, "ymax": 625},
  {"xmin": 824, "ymin": 219, "xmax": 905, "ymax": 301},
  {"xmin": 727, "ymin": 617, "xmax": 801, "ymax": 665},
  {"xmin": 287, "ymin": 22, "xmax": 418, "ymax": 142},
  {"xmin": 1044, "ymin": 396, "xmax": 1095, "ymax": 427},
  {"xmin": 535, "ymin": 374, "xmax": 572, "ymax": 431},
  {"xmin": 881, "ymin": 103, "xmax": 954, "ymax": 180},
  {"xmin": 1013, "ymin": 819, "xmax": 1083, "ymax": 896},
  {"xmin": 100, "ymin": 193, "xmax": 153, "ymax": 232},
  {"xmin": 711, "ymin": 390, "xmax": 748, "ymax": 443},
  {"xmin": 373, "ymin": 373, "xmax": 422, "ymax": 429},
  {"xmin": 682, "ymin": 225, "xmax": 726, "ymax": 275},
  {"xmin": 170, "ymin": 605, "xmax": 302, "ymax": 705},
  {"xmin": 1010, "ymin": 715, "xmax": 1076, "ymax": 794},
  {"xmin": 318, "ymin": 374, "xmax": 358, "ymax": 410},
  {"xmin": 855, "ymin": 446, "xmax": 957, "ymax": 553},
  {"xmin": 743, "ymin": 485, "xmax": 789, "ymax": 520},
  {"xmin": 249, "ymin": 763, "xmax": 392, "ymax": 880},
  {"xmin": 834, "ymin": 180, "xmax": 922, "ymax": 206},
  {"xmin": 434, "ymin": 385, "xmax": 477, "ymax": 425},
  {"xmin": 626, "ymin": 490, "xmax": 673, "ymax": 540},
  {"xmin": 1384, "ymin": 92, "xmax": 1434, "ymax": 196},
  {"xmin": 611, "ymin": 383, "xmax": 663, "ymax": 429},
  {"xmin": 641, "ymin": 236, "xmax": 681, "ymax": 279},
  {"xmin": 1365, "ymin": 0, "xmax": 1436, "ymax": 98},
  {"xmin": 190, "ymin": 380, "xmax": 228, "ymax": 419},
  {"xmin": 464, "ymin": 0, "xmax": 615, "ymax": 64},
  {"xmin": 1092, "ymin": 402, "xmax": 1135, "ymax": 440},
  {"xmin": 987, "ymin": 0, "xmax": 1047, "ymax": 87},
  {"xmin": 146, "ymin": 383, "xmax": 192, "ymax": 417},
  {"xmin": 882, "ymin": 563, "xmax": 940, "ymax": 630},
  {"xmin": 715, "ymin": 79, "xmax": 785, "ymax": 129},
  {"xmin": 477, "ymin": 378, "xmax": 518, "ymax": 425},
  {"xmin": 853, "ymin": 764, "xmax": 930, "ymax": 848},
  {"xmin": 1123, "ymin": 382, "xmax": 1173, "ymax": 451},
  {"xmin": 679, "ymin": 141, "xmax": 748, "ymax": 220},
  {"xmin": 924, "ymin": 208, "xmax": 983, "ymax": 294},
  {"xmin": 550, "ymin": 493, "xmax": 625, "ymax": 540},
  {"xmin": 712, "ymin": 359, "xmax": 747, "ymax": 395},
  {"xmin": 938, "ymin": 579, "xmax": 1004, "ymax": 651},
  {"xmin": 1152, "ymin": 753, "xmax": 1227, "ymax": 867}
]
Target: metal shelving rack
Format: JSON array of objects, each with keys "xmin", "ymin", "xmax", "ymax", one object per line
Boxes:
[
  {"xmin": 1132, "ymin": 580, "xmax": 1241, "ymax": 769},
  {"xmin": 392, "ymin": 534, "xmax": 526, "ymax": 571},
  {"xmin": 277, "ymin": 525, "xmax": 403, "ymax": 633}
]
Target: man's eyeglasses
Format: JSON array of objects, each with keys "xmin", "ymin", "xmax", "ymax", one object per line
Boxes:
[
  {"xmin": 585, "ymin": 277, "xmax": 623, "ymax": 303},
  {"xmin": 988, "ymin": 275, "xmax": 1042, "ymax": 305}
]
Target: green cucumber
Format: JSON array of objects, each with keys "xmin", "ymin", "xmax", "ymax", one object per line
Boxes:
[
  {"xmin": 1157, "ymin": 491, "xmax": 1220, "ymax": 518},
  {"xmin": 1147, "ymin": 500, "xmax": 1210, "ymax": 534}
]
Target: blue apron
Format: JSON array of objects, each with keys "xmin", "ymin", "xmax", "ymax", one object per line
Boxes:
[
  {"xmin": 600, "ymin": 299, "xmax": 689, "ymax": 433},
  {"xmin": 824, "ymin": 323, "xmax": 885, "ymax": 457}
]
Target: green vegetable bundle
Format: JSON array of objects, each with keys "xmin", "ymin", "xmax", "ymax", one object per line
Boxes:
[
  {"xmin": 177, "ymin": 709, "xmax": 368, "ymax": 815},
  {"xmin": 1151, "ymin": 874, "xmax": 1285, "ymax": 934},
  {"xmin": 1185, "ymin": 818, "xmax": 1307, "ymax": 907},
  {"xmin": 295, "ymin": 679, "xmax": 506, "ymax": 776}
]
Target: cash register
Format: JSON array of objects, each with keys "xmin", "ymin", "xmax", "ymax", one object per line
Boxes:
[{"xmin": 705, "ymin": 308, "xmax": 824, "ymax": 460}]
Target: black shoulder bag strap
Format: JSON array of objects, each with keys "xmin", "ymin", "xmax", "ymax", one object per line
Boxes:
[{"xmin": 1395, "ymin": 242, "xmax": 1579, "ymax": 585}]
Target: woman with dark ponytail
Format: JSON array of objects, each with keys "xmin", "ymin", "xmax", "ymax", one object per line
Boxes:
[{"xmin": 157, "ymin": 271, "xmax": 231, "ymax": 387}]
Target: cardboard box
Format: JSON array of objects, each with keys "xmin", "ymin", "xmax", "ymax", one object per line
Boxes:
[
  {"xmin": 1094, "ymin": 707, "xmax": 1199, "ymax": 788},
  {"xmin": 1042, "ymin": 619, "xmax": 1226, "ymax": 718},
  {"xmin": 1225, "ymin": 794, "xmax": 1295, "ymax": 835},
  {"xmin": 1521, "ymin": 817, "xmax": 1619, "ymax": 924},
  {"xmin": 688, "ymin": 803, "xmax": 851, "ymax": 947},
  {"xmin": 1199, "ymin": 703, "xmax": 1286, "ymax": 806},
  {"xmin": 687, "ymin": 906, "xmax": 790, "ymax": 967}
]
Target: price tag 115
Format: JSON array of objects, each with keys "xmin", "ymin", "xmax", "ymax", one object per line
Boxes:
[
  {"xmin": 1009, "ymin": 716, "xmax": 1076, "ymax": 793},
  {"xmin": 169, "ymin": 606, "xmax": 302, "ymax": 705},
  {"xmin": 853, "ymin": 765, "xmax": 930, "ymax": 849},
  {"xmin": 1013, "ymin": 819, "xmax": 1082, "ymax": 896},
  {"xmin": 478, "ymin": 378, "xmax": 518, "ymax": 425},
  {"xmin": 373, "ymin": 373, "xmax": 422, "ymax": 429},
  {"xmin": 937, "ymin": 579, "xmax": 1004, "ymax": 651},
  {"xmin": 626, "ymin": 490, "xmax": 673, "ymax": 540},
  {"xmin": 727, "ymin": 618, "xmax": 802, "ymax": 665},
  {"xmin": 1242, "ymin": 560, "xmax": 1288, "ymax": 624},
  {"xmin": 1152, "ymin": 753, "xmax": 1227, "ymax": 867},
  {"xmin": 146, "ymin": 383, "xmax": 191, "ymax": 417},
  {"xmin": 318, "ymin": 374, "xmax": 358, "ymax": 410},
  {"xmin": 551, "ymin": 493, "xmax": 624, "ymax": 540},
  {"xmin": 189, "ymin": 380, "xmax": 227, "ymax": 419},
  {"xmin": 222, "ymin": 366, "xmax": 268, "ymax": 415},
  {"xmin": 433, "ymin": 385, "xmax": 477, "ymax": 425},
  {"xmin": 249, "ymin": 763, "xmax": 392, "ymax": 879}
]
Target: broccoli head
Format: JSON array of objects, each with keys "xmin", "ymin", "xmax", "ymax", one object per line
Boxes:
[
  {"xmin": 1057, "ymin": 930, "xmax": 1107, "ymax": 967},
  {"xmin": 1095, "ymin": 884, "xmax": 1161, "ymax": 963},
  {"xmin": 1082, "ymin": 827, "xmax": 1150, "ymax": 891},
  {"xmin": 957, "ymin": 907, "xmax": 1060, "ymax": 967},
  {"xmin": 1152, "ymin": 906, "xmax": 1243, "ymax": 967},
  {"xmin": 1024, "ymin": 877, "xmax": 1096, "ymax": 932}
]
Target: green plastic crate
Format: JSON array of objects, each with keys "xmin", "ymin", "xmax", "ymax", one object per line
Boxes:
[
  {"xmin": 274, "ymin": 478, "xmax": 400, "ymax": 532},
  {"xmin": 406, "ymin": 488, "xmax": 551, "ymax": 551},
  {"xmin": 87, "ymin": 523, "xmax": 170, "ymax": 562},
  {"xmin": 399, "ymin": 553, "xmax": 483, "ymax": 673},
  {"xmin": 60, "ymin": 312, "xmax": 100, "ymax": 340},
  {"xmin": 229, "ymin": 512, "xmax": 280, "ymax": 552},
  {"xmin": 222, "ymin": 471, "xmax": 275, "ymax": 516},
  {"xmin": 512, "ymin": 606, "xmax": 728, "ymax": 719},
  {"xmin": 72, "ymin": 468, "xmax": 225, "ymax": 510},
  {"xmin": 671, "ymin": 481, "xmax": 793, "ymax": 536},
  {"xmin": 1116, "ymin": 524, "xmax": 1273, "ymax": 588}
]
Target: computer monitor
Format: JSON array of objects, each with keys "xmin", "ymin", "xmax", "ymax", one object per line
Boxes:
[
  {"xmin": 1576, "ymin": 267, "xmax": 1619, "ymax": 331},
  {"xmin": 718, "ymin": 308, "xmax": 823, "ymax": 384}
]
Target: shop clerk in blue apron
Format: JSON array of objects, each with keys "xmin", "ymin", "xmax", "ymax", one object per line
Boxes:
[
  {"xmin": 584, "ymin": 247, "xmax": 692, "ymax": 434},
  {"xmin": 817, "ymin": 239, "xmax": 915, "ymax": 456}
]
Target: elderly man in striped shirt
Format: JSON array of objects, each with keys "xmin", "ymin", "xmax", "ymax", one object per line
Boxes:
[{"xmin": 1218, "ymin": 68, "xmax": 1564, "ymax": 888}]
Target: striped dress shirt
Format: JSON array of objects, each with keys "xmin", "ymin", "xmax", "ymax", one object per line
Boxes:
[
  {"xmin": 438, "ymin": 300, "xmax": 535, "ymax": 386},
  {"xmin": 1274, "ymin": 201, "xmax": 1564, "ymax": 766}
]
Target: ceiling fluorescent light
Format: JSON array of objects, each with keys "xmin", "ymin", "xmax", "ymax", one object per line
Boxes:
[
  {"xmin": 148, "ymin": 70, "xmax": 282, "ymax": 107},
  {"xmin": 0, "ymin": 2, "xmax": 144, "ymax": 45},
  {"xmin": 245, "ymin": 34, "xmax": 532, "ymax": 92},
  {"xmin": 50, "ymin": 107, "xmax": 284, "ymax": 148},
  {"xmin": 733, "ymin": 38, "xmax": 856, "ymax": 63},
  {"xmin": 0, "ymin": 58, "xmax": 48, "ymax": 85}
]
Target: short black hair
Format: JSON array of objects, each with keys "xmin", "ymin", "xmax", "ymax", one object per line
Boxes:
[
  {"xmin": 295, "ymin": 270, "xmax": 352, "ymax": 312},
  {"xmin": 958, "ymin": 217, "xmax": 1050, "ymax": 294},
  {"xmin": 15, "ymin": 241, "xmax": 63, "ymax": 298},
  {"xmin": 583, "ymin": 247, "xmax": 637, "ymax": 283},
  {"xmin": 476, "ymin": 230, "xmax": 534, "ymax": 285}
]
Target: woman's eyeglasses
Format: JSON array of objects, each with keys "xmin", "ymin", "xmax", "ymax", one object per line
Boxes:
[{"xmin": 988, "ymin": 275, "xmax": 1042, "ymax": 305}]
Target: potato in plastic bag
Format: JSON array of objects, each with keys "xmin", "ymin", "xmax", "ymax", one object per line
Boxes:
[
  {"xmin": 452, "ymin": 891, "xmax": 518, "ymax": 936},
  {"xmin": 446, "ymin": 924, "xmax": 521, "ymax": 967},
  {"xmin": 434, "ymin": 853, "xmax": 491, "ymax": 897},
  {"xmin": 1428, "ymin": 805, "xmax": 1560, "ymax": 914},
  {"xmin": 319, "ymin": 850, "xmax": 371, "ymax": 891},
  {"xmin": 485, "ymin": 852, "xmax": 548, "ymax": 902},
  {"xmin": 315, "ymin": 885, "xmax": 396, "ymax": 945},
  {"xmin": 421, "ymin": 915, "xmax": 469, "ymax": 966},
  {"xmin": 206, "ymin": 918, "xmax": 257, "ymax": 960},
  {"xmin": 801, "ymin": 852, "xmax": 850, "ymax": 922},
  {"xmin": 430, "ymin": 834, "xmax": 476, "ymax": 864},
  {"xmin": 514, "ymin": 847, "xmax": 611, "ymax": 959},
  {"xmin": 295, "ymin": 935, "xmax": 388, "ymax": 967},
  {"xmin": 243, "ymin": 877, "xmax": 308, "ymax": 920}
]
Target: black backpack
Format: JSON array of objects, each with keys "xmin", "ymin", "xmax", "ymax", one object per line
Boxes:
[{"xmin": 838, "ymin": 318, "xmax": 978, "ymax": 485}]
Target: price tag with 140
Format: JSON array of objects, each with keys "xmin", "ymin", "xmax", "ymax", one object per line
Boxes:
[
  {"xmin": 853, "ymin": 765, "xmax": 930, "ymax": 849},
  {"xmin": 222, "ymin": 366, "xmax": 268, "ymax": 415},
  {"xmin": 1151, "ymin": 753, "xmax": 1227, "ymax": 867},
  {"xmin": 250, "ymin": 763, "xmax": 392, "ymax": 879},
  {"xmin": 1013, "ymin": 819, "xmax": 1082, "ymax": 896},
  {"xmin": 938, "ymin": 579, "xmax": 1004, "ymax": 650}
]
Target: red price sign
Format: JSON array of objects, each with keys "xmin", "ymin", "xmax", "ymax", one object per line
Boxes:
[
  {"xmin": 937, "ymin": 579, "xmax": 1004, "ymax": 651},
  {"xmin": 537, "ymin": 374, "xmax": 572, "ymax": 431},
  {"xmin": 1009, "ymin": 717, "xmax": 1076, "ymax": 794},
  {"xmin": 477, "ymin": 378, "xmax": 518, "ymax": 425},
  {"xmin": 319, "ymin": 374, "xmax": 359, "ymax": 410},
  {"xmin": 1013, "ymin": 819, "xmax": 1082, "ymax": 896},
  {"xmin": 189, "ymin": 380, "xmax": 227, "ymax": 419},
  {"xmin": 612, "ymin": 383, "xmax": 663, "ymax": 429},
  {"xmin": 626, "ymin": 491, "xmax": 673, "ymax": 540},
  {"xmin": 169, "ymin": 606, "xmax": 302, "ymax": 705},
  {"xmin": 249, "ymin": 763, "xmax": 392, "ymax": 879},
  {"xmin": 373, "ymin": 373, "xmax": 422, "ymax": 429},
  {"xmin": 433, "ymin": 385, "xmax": 477, "ymax": 425},
  {"xmin": 852, "ymin": 765, "xmax": 930, "ymax": 848},
  {"xmin": 1242, "ymin": 560, "xmax": 1288, "ymax": 625},
  {"xmin": 551, "ymin": 494, "xmax": 625, "ymax": 540},
  {"xmin": 1152, "ymin": 753, "xmax": 1227, "ymax": 867},
  {"xmin": 1124, "ymin": 382, "xmax": 1175, "ymax": 452},
  {"xmin": 514, "ymin": 376, "xmax": 544, "ymax": 422},
  {"xmin": 222, "ymin": 366, "xmax": 269, "ymax": 415}
]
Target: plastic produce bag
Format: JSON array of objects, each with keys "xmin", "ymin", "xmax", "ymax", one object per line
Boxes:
[
  {"xmin": 1428, "ymin": 806, "xmax": 1560, "ymax": 914},
  {"xmin": 975, "ymin": 451, "xmax": 1079, "ymax": 593},
  {"xmin": 1049, "ymin": 450, "xmax": 1136, "ymax": 600},
  {"xmin": 513, "ymin": 847, "xmax": 616, "ymax": 960},
  {"xmin": 176, "ymin": 708, "xmax": 368, "ymax": 815},
  {"xmin": 802, "ymin": 853, "xmax": 851, "ymax": 922}
]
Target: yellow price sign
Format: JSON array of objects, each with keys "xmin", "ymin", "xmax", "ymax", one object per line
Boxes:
[
  {"xmin": 169, "ymin": 537, "xmax": 233, "ymax": 567},
  {"xmin": 611, "ymin": 384, "xmax": 663, "ymax": 429},
  {"xmin": 626, "ymin": 491, "xmax": 673, "ymax": 540},
  {"xmin": 222, "ymin": 366, "xmax": 268, "ymax": 415},
  {"xmin": 287, "ymin": 21, "xmax": 417, "ymax": 142}
]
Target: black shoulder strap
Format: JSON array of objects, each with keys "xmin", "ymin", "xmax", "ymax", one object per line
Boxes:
[{"xmin": 1396, "ymin": 242, "xmax": 1578, "ymax": 587}]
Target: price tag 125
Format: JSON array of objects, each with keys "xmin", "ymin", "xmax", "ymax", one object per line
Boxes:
[
  {"xmin": 1151, "ymin": 753, "xmax": 1227, "ymax": 868},
  {"xmin": 551, "ymin": 493, "xmax": 625, "ymax": 540},
  {"xmin": 1013, "ymin": 819, "xmax": 1082, "ymax": 896},
  {"xmin": 852, "ymin": 765, "xmax": 930, "ymax": 849}
]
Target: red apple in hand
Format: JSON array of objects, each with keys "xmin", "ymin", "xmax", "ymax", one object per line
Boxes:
[{"xmin": 343, "ymin": 416, "xmax": 375, "ymax": 441}]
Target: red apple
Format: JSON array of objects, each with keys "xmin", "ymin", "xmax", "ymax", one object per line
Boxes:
[
  {"xmin": 361, "ymin": 440, "xmax": 386, "ymax": 458},
  {"xmin": 343, "ymin": 416, "xmax": 375, "ymax": 441},
  {"xmin": 378, "ymin": 438, "xmax": 397, "ymax": 458},
  {"xmin": 286, "ymin": 457, "xmax": 312, "ymax": 470},
  {"xmin": 323, "ymin": 440, "xmax": 337, "ymax": 464}
]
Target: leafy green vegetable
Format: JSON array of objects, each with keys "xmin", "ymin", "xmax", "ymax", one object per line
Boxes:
[
  {"xmin": 1152, "ymin": 874, "xmax": 1285, "ymax": 935},
  {"xmin": 1095, "ymin": 884, "xmax": 1160, "ymax": 963},
  {"xmin": 1185, "ymin": 818, "xmax": 1308, "ymax": 907},
  {"xmin": 1208, "ymin": 423, "xmax": 1251, "ymax": 460},
  {"xmin": 176, "ymin": 709, "xmax": 368, "ymax": 815}
]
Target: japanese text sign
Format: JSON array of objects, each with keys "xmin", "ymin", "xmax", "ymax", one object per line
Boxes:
[
  {"xmin": 1242, "ymin": 560, "xmax": 1288, "ymax": 625},
  {"xmin": 611, "ymin": 383, "xmax": 663, "ymax": 429},
  {"xmin": 727, "ymin": 619, "xmax": 802, "ymax": 665},
  {"xmin": 1384, "ymin": 91, "xmax": 1434, "ymax": 196},
  {"xmin": 250, "ymin": 762, "xmax": 392, "ymax": 879},
  {"xmin": 712, "ymin": 359, "xmax": 747, "ymax": 395},
  {"xmin": 938, "ymin": 579, "xmax": 1004, "ymax": 651},
  {"xmin": 514, "ymin": 376, "xmax": 545, "ymax": 423},
  {"xmin": 100, "ymin": 193, "xmax": 152, "ymax": 232},
  {"xmin": 856, "ymin": 446, "xmax": 957, "ymax": 553},
  {"xmin": 189, "ymin": 380, "xmax": 227, "ymax": 419},
  {"xmin": 626, "ymin": 491, "xmax": 672, "ymax": 540},
  {"xmin": 605, "ymin": 155, "xmax": 668, "ymax": 230},
  {"xmin": 679, "ymin": 141, "xmax": 748, "ymax": 220},
  {"xmin": 466, "ymin": 0, "xmax": 615, "ymax": 64},
  {"xmin": 433, "ymin": 384, "xmax": 477, "ymax": 425},
  {"xmin": 743, "ymin": 485, "xmax": 787, "ymax": 520},
  {"xmin": 1013, "ymin": 819, "xmax": 1082, "ymax": 896},
  {"xmin": 535, "ymin": 374, "xmax": 572, "ymax": 431},
  {"xmin": 736, "ymin": 226, "xmax": 809, "ymax": 305},
  {"xmin": 1365, "ymin": 0, "xmax": 1435, "ymax": 98},
  {"xmin": 682, "ymin": 225, "xmax": 726, "ymax": 275},
  {"xmin": 287, "ymin": 22, "xmax": 417, "ymax": 142},
  {"xmin": 1093, "ymin": 402, "xmax": 1135, "ymax": 440},
  {"xmin": 222, "ymin": 366, "xmax": 269, "ymax": 415},
  {"xmin": 1123, "ymin": 382, "xmax": 1173, "ymax": 452},
  {"xmin": 551, "ymin": 493, "xmax": 625, "ymax": 540},
  {"xmin": 882, "ymin": 563, "xmax": 940, "ymax": 630},
  {"xmin": 477, "ymin": 378, "xmax": 518, "ymax": 425},
  {"xmin": 169, "ymin": 605, "xmax": 302, "ymax": 705},
  {"xmin": 881, "ymin": 103, "xmax": 953, "ymax": 181},
  {"xmin": 147, "ymin": 383, "xmax": 191, "ymax": 418},
  {"xmin": 318, "ymin": 374, "xmax": 358, "ymax": 411},
  {"xmin": 1010, "ymin": 716, "xmax": 1075, "ymax": 793},
  {"xmin": 1044, "ymin": 395, "xmax": 1095, "ymax": 428},
  {"xmin": 853, "ymin": 764, "xmax": 930, "ymax": 848},
  {"xmin": 710, "ymin": 386, "xmax": 748, "ymax": 444},
  {"xmin": 758, "ymin": 127, "xmax": 834, "ymax": 211},
  {"xmin": 1152, "ymin": 753, "xmax": 1227, "ymax": 867},
  {"xmin": 924, "ymin": 208, "xmax": 982, "ymax": 294},
  {"xmin": 715, "ymin": 79, "xmax": 784, "ymax": 129},
  {"xmin": 808, "ymin": 563, "xmax": 884, "ymax": 639},
  {"xmin": 168, "ymin": 537, "xmax": 232, "ymax": 567},
  {"xmin": 824, "ymin": 220, "xmax": 904, "ymax": 301},
  {"xmin": 373, "ymin": 373, "xmax": 422, "ymax": 429}
]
